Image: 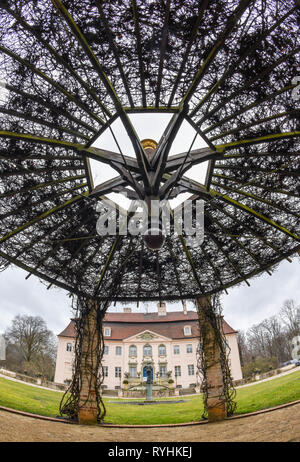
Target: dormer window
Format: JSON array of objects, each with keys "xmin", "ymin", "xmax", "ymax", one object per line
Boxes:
[
  {"xmin": 184, "ymin": 325, "xmax": 191, "ymax": 336},
  {"xmin": 104, "ymin": 327, "xmax": 111, "ymax": 337}
]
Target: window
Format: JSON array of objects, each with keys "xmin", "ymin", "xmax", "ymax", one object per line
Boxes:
[
  {"xmin": 103, "ymin": 366, "xmax": 108, "ymax": 377},
  {"xmin": 143, "ymin": 344, "xmax": 152, "ymax": 356},
  {"xmin": 129, "ymin": 345, "xmax": 137, "ymax": 357},
  {"xmin": 116, "ymin": 346, "xmax": 122, "ymax": 355},
  {"xmin": 175, "ymin": 366, "xmax": 181, "ymax": 377},
  {"xmin": 188, "ymin": 364, "xmax": 194, "ymax": 376},
  {"xmin": 115, "ymin": 367, "xmax": 122, "ymax": 378},
  {"xmin": 186, "ymin": 344, "xmax": 193, "ymax": 353},
  {"xmin": 184, "ymin": 326, "xmax": 191, "ymax": 336},
  {"xmin": 104, "ymin": 327, "xmax": 111, "ymax": 337},
  {"xmin": 104, "ymin": 345, "xmax": 109, "ymax": 355},
  {"xmin": 129, "ymin": 366, "xmax": 137, "ymax": 378},
  {"xmin": 159, "ymin": 365, "xmax": 167, "ymax": 377},
  {"xmin": 158, "ymin": 344, "xmax": 166, "ymax": 356},
  {"xmin": 66, "ymin": 343, "xmax": 72, "ymax": 352},
  {"xmin": 173, "ymin": 345, "xmax": 180, "ymax": 355}
]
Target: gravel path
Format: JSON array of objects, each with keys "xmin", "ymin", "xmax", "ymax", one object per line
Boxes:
[{"xmin": 0, "ymin": 403, "xmax": 300, "ymax": 442}]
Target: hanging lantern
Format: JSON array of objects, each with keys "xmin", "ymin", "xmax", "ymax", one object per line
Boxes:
[{"xmin": 143, "ymin": 216, "xmax": 165, "ymax": 251}]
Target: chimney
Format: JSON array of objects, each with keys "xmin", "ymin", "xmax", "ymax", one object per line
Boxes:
[
  {"xmin": 157, "ymin": 301, "xmax": 166, "ymax": 316},
  {"xmin": 123, "ymin": 307, "xmax": 132, "ymax": 313},
  {"xmin": 183, "ymin": 300, "xmax": 187, "ymax": 315}
]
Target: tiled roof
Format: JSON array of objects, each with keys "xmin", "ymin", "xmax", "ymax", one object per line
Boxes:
[
  {"xmin": 104, "ymin": 311, "xmax": 199, "ymax": 323},
  {"xmin": 57, "ymin": 311, "xmax": 237, "ymax": 340},
  {"xmin": 57, "ymin": 321, "xmax": 76, "ymax": 338}
]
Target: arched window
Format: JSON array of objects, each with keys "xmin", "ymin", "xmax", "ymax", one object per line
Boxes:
[
  {"xmin": 129, "ymin": 345, "xmax": 137, "ymax": 357},
  {"xmin": 143, "ymin": 344, "xmax": 152, "ymax": 356},
  {"xmin": 104, "ymin": 327, "xmax": 111, "ymax": 337},
  {"xmin": 184, "ymin": 325, "xmax": 191, "ymax": 336},
  {"xmin": 158, "ymin": 344, "xmax": 166, "ymax": 356},
  {"xmin": 115, "ymin": 346, "xmax": 122, "ymax": 355}
]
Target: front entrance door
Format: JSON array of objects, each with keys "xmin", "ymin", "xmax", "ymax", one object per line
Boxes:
[{"xmin": 143, "ymin": 365, "xmax": 153, "ymax": 382}]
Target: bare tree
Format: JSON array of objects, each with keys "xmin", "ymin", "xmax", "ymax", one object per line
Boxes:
[
  {"xmin": 241, "ymin": 301, "xmax": 300, "ymax": 373},
  {"xmin": 279, "ymin": 299, "xmax": 300, "ymax": 339},
  {"xmin": 260, "ymin": 316, "xmax": 288, "ymax": 366},
  {"xmin": 5, "ymin": 315, "xmax": 55, "ymax": 363},
  {"xmin": 236, "ymin": 330, "xmax": 251, "ymax": 366},
  {"xmin": 247, "ymin": 322, "xmax": 268, "ymax": 359}
]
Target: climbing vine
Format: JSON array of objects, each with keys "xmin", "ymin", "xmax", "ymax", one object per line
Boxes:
[
  {"xmin": 59, "ymin": 296, "xmax": 108, "ymax": 422},
  {"xmin": 196, "ymin": 294, "xmax": 237, "ymax": 419}
]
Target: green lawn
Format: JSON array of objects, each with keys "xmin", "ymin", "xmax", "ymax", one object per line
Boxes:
[{"xmin": 0, "ymin": 370, "xmax": 300, "ymax": 425}]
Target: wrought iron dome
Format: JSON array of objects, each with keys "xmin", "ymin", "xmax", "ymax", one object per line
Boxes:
[{"xmin": 0, "ymin": 0, "xmax": 299, "ymax": 304}]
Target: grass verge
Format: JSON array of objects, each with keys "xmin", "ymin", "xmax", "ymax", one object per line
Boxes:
[{"xmin": 0, "ymin": 369, "xmax": 300, "ymax": 425}]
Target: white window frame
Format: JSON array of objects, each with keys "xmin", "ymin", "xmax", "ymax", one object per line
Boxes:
[
  {"xmin": 104, "ymin": 327, "xmax": 111, "ymax": 337},
  {"xmin": 184, "ymin": 325, "xmax": 191, "ymax": 336},
  {"xmin": 186, "ymin": 344, "xmax": 193, "ymax": 353},
  {"xmin": 129, "ymin": 345, "xmax": 137, "ymax": 357},
  {"xmin": 115, "ymin": 346, "xmax": 122, "ymax": 355},
  {"xmin": 129, "ymin": 366, "xmax": 137, "ymax": 378},
  {"xmin": 188, "ymin": 364, "xmax": 194, "ymax": 376},
  {"xmin": 158, "ymin": 344, "xmax": 166, "ymax": 356},
  {"xmin": 115, "ymin": 367, "xmax": 122, "ymax": 378},
  {"xmin": 143, "ymin": 344, "xmax": 152, "ymax": 356},
  {"xmin": 175, "ymin": 366, "xmax": 181, "ymax": 377},
  {"xmin": 173, "ymin": 345, "xmax": 180, "ymax": 355},
  {"xmin": 159, "ymin": 365, "xmax": 167, "ymax": 377}
]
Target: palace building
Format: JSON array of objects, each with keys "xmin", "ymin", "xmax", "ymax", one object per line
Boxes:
[{"xmin": 54, "ymin": 302, "xmax": 243, "ymax": 392}]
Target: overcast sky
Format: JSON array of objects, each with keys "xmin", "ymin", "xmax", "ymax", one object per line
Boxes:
[{"xmin": 0, "ymin": 256, "xmax": 299, "ymax": 337}]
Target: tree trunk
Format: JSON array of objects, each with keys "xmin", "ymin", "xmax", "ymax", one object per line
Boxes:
[{"xmin": 196, "ymin": 296, "xmax": 227, "ymax": 422}]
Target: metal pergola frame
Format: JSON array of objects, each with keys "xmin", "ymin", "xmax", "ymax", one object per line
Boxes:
[{"xmin": 0, "ymin": 0, "xmax": 299, "ymax": 304}]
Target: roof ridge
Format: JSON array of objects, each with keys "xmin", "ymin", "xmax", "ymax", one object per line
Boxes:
[{"xmin": 57, "ymin": 315, "xmax": 237, "ymax": 339}]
